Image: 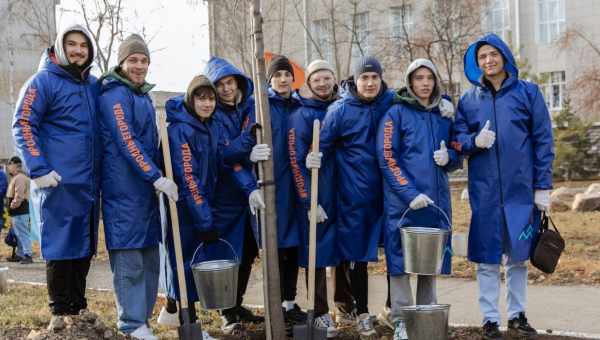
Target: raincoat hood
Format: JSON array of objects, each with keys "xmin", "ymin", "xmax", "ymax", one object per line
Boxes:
[
  {"xmin": 54, "ymin": 24, "xmax": 96, "ymax": 69},
  {"xmin": 464, "ymin": 33, "xmax": 519, "ymax": 89},
  {"xmin": 404, "ymin": 58, "xmax": 442, "ymax": 110},
  {"xmin": 204, "ymin": 57, "xmax": 254, "ymax": 107}
]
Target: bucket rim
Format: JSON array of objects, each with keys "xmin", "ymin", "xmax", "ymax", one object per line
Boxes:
[
  {"xmin": 398, "ymin": 304, "xmax": 450, "ymax": 312},
  {"xmin": 191, "ymin": 259, "xmax": 239, "ymax": 272},
  {"xmin": 400, "ymin": 226, "xmax": 449, "ymax": 234}
]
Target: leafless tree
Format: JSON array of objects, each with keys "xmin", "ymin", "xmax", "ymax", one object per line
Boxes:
[
  {"xmin": 8, "ymin": 0, "xmax": 58, "ymax": 47},
  {"xmin": 557, "ymin": 28, "xmax": 600, "ymax": 120}
]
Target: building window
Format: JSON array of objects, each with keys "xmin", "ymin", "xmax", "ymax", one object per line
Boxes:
[
  {"xmin": 390, "ymin": 5, "xmax": 413, "ymax": 38},
  {"xmin": 542, "ymin": 71, "xmax": 566, "ymax": 111},
  {"xmin": 484, "ymin": 0, "xmax": 510, "ymax": 40},
  {"xmin": 537, "ymin": 0, "xmax": 565, "ymax": 44},
  {"xmin": 313, "ymin": 19, "xmax": 333, "ymax": 66},
  {"xmin": 351, "ymin": 12, "xmax": 369, "ymax": 66}
]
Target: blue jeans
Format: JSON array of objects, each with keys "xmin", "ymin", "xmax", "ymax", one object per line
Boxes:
[
  {"xmin": 477, "ymin": 256, "xmax": 528, "ymax": 325},
  {"xmin": 12, "ymin": 214, "xmax": 32, "ymax": 257},
  {"xmin": 109, "ymin": 246, "xmax": 160, "ymax": 333}
]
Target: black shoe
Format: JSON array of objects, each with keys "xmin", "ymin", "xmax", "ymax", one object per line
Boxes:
[
  {"xmin": 508, "ymin": 313, "xmax": 537, "ymax": 338},
  {"xmin": 6, "ymin": 254, "xmax": 23, "ymax": 262},
  {"xmin": 482, "ymin": 321, "xmax": 502, "ymax": 339},
  {"xmin": 19, "ymin": 255, "xmax": 33, "ymax": 264},
  {"xmin": 237, "ymin": 306, "xmax": 264, "ymax": 323},
  {"xmin": 283, "ymin": 304, "xmax": 307, "ymax": 325}
]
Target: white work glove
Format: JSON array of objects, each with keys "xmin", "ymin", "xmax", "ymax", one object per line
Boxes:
[
  {"xmin": 439, "ymin": 98, "xmax": 455, "ymax": 119},
  {"xmin": 308, "ymin": 204, "xmax": 328, "ymax": 223},
  {"xmin": 475, "ymin": 120, "xmax": 496, "ymax": 149},
  {"xmin": 433, "ymin": 141, "xmax": 449, "ymax": 167},
  {"xmin": 534, "ymin": 189, "xmax": 551, "ymax": 212},
  {"xmin": 409, "ymin": 194, "xmax": 434, "ymax": 210},
  {"xmin": 306, "ymin": 151, "xmax": 322, "ymax": 169},
  {"xmin": 249, "ymin": 189, "xmax": 266, "ymax": 215},
  {"xmin": 33, "ymin": 170, "xmax": 62, "ymax": 189},
  {"xmin": 153, "ymin": 177, "xmax": 179, "ymax": 202},
  {"xmin": 250, "ymin": 144, "xmax": 271, "ymax": 163}
]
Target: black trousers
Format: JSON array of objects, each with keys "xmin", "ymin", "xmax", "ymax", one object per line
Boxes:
[
  {"xmin": 279, "ymin": 246, "xmax": 299, "ymax": 302},
  {"xmin": 46, "ymin": 256, "xmax": 92, "ymax": 315},
  {"xmin": 222, "ymin": 220, "xmax": 258, "ymax": 316},
  {"xmin": 304, "ymin": 267, "xmax": 329, "ymax": 317},
  {"xmin": 334, "ymin": 261, "xmax": 355, "ymax": 312}
]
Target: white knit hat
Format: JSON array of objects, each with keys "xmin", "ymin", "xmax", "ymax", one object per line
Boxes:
[{"xmin": 306, "ymin": 59, "xmax": 335, "ymax": 81}]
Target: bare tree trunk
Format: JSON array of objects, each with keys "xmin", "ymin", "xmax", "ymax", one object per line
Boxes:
[{"xmin": 249, "ymin": 1, "xmax": 286, "ymax": 339}]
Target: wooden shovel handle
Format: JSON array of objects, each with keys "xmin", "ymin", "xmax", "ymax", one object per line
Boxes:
[
  {"xmin": 158, "ymin": 112, "xmax": 190, "ymax": 310},
  {"xmin": 308, "ymin": 119, "xmax": 320, "ymax": 309}
]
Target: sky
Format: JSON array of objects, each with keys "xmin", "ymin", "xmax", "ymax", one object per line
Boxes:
[{"xmin": 56, "ymin": 0, "xmax": 210, "ymax": 92}]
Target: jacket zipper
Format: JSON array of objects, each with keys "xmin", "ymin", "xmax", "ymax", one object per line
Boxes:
[
  {"xmin": 426, "ymin": 111, "xmax": 441, "ymax": 222},
  {"xmin": 491, "ymin": 94, "xmax": 505, "ymax": 207}
]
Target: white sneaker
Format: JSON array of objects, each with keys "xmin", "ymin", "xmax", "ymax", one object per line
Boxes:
[
  {"xmin": 314, "ymin": 313, "xmax": 338, "ymax": 338},
  {"xmin": 393, "ymin": 320, "xmax": 408, "ymax": 340},
  {"xmin": 129, "ymin": 325, "xmax": 158, "ymax": 340},
  {"xmin": 377, "ymin": 306, "xmax": 393, "ymax": 330},
  {"xmin": 157, "ymin": 306, "xmax": 180, "ymax": 327},
  {"xmin": 202, "ymin": 330, "xmax": 217, "ymax": 340},
  {"xmin": 356, "ymin": 313, "xmax": 376, "ymax": 338}
]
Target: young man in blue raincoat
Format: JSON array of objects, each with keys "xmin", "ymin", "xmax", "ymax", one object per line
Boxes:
[
  {"xmin": 288, "ymin": 59, "xmax": 340, "ymax": 337},
  {"xmin": 204, "ymin": 57, "xmax": 266, "ymax": 333},
  {"xmin": 454, "ymin": 33, "xmax": 554, "ymax": 339},
  {"xmin": 12, "ymin": 25, "xmax": 102, "ymax": 330},
  {"xmin": 161, "ymin": 74, "xmax": 222, "ymax": 340},
  {"xmin": 98, "ymin": 34, "xmax": 178, "ymax": 340},
  {"xmin": 308, "ymin": 56, "xmax": 395, "ymax": 337},
  {"xmin": 252, "ymin": 55, "xmax": 309, "ymax": 326},
  {"xmin": 377, "ymin": 59, "xmax": 461, "ymax": 340}
]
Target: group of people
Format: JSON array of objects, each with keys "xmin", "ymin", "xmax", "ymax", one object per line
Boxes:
[{"xmin": 11, "ymin": 20, "xmax": 554, "ymax": 340}]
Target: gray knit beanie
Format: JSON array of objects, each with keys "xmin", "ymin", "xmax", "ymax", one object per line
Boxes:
[{"xmin": 118, "ymin": 34, "xmax": 150, "ymax": 65}]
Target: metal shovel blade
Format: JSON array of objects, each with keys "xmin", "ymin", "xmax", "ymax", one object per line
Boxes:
[
  {"xmin": 177, "ymin": 308, "xmax": 204, "ymax": 340},
  {"xmin": 293, "ymin": 311, "xmax": 327, "ymax": 340}
]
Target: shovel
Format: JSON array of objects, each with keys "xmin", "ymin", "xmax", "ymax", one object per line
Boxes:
[
  {"xmin": 293, "ymin": 120, "xmax": 328, "ymax": 340},
  {"xmin": 158, "ymin": 112, "xmax": 205, "ymax": 340}
]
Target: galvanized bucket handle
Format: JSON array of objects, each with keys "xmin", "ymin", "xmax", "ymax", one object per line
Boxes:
[
  {"xmin": 192, "ymin": 238, "xmax": 240, "ymax": 266},
  {"xmin": 397, "ymin": 203, "xmax": 452, "ymax": 232}
]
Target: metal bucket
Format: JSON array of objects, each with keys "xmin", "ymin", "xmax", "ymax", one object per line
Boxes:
[
  {"xmin": 399, "ymin": 304, "xmax": 450, "ymax": 340},
  {"xmin": 399, "ymin": 204, "xmax": 451, "ymax": 275},
  {"xmin": 191, "ymin": 239, "xmax": 239, "ymax": 310}
]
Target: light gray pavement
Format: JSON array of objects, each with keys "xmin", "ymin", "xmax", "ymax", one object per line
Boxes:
[{"xmin": 2, "ymin": 259, "xmax": 600, "ymax": 336}]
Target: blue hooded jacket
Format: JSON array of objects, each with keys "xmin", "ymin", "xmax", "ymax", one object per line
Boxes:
[
  {"xmin": 267, "ymin": 87, "xmax": 303, "ymax": 248},
  {"xmin": 98, "ymin": 67, "xmax": 162, "ymax": 250},
  {"xmin": 164, "ymin": 94, "xmax": 222, "ymax": 303},
  {"xmin": 12, "ymin": 42, "xmax": 102, "ymax": 260},
  {"xmin": 377, "ymin": 59, "xmax": 460, "ymax": 275},
  {"xmin": 320, "ymin": 78, "xmax": 395, "ymax": 262},
  {"xmin": 204, "ymin": 57, "xmax": 259, "ymax": 253},
  {"xmin": 288, "ymin": 89, "xmax": 339, "ymax": 267},
  {"xmin": 455, "ymin": 33, "xmax": 554, "ymax": 264}
]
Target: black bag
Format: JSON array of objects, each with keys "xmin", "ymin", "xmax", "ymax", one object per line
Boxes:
[
  {"xmin": 531, "ymin": 212, "xmax": 565, "ymax": 274},
  {"xmin": 4, "ymin": 226, "xmax": 18, "ymax": 248}
]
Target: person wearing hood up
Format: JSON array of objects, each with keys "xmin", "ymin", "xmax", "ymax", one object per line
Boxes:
[
  {"xmin": 12, "ymin": 24, "xmax": 102, "ymax": 331},
  {"xmin": 98, "ymin": 34, "xmax": 177, "ymax": 340},
  {"xmin": 454, "ymin": 33, "xmax": 554, "ymax": 340},
  {"xmin": 307, "ymin": 55, "xmax": 395, "ymax": 338},
  {"xmin": 156, "ymin": 75, "xmax": 222, "ymax": 340},
  {"xmin": 204, "ymin": 57, "xmax": 266, "ymax": 334},
  {"xmin": 287, "ymin": 59, "xmax": 340, "ymax": 337},
  {"xmin": 376, "ymin": 59, "xmax": 461, "ymax": 340},
  {"xmin": 250, "ymin": 55, "xmax": 308, "ymax": 326}
]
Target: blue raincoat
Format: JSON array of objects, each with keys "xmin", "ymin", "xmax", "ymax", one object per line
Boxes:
[
  {"xmin": 454, "ymin": 33, "xmax": 554, "ymax": 264},
  {"xmin": 164, "ymin": 95, "xmax": 222, "ymax": 303},
  {"xmin": 268, "ymin": 88, "xmax": 302, "ymax": 248},
  {"xmin": 377, "ymin": 84, "xmax": 460, "ymax": 275},
  {"xmin": 12, "ymin": 48, "xmax": 101, "ymax": 260},
  {"xmin": 204, "ymin": 57, "xmax": 259, "ymax": 256},
  {"xmin": 320, "ymin": 78, "xmax": 395, "ymax": 262},
  {"xmin": 98, "ymin": 68, "xmax": 162, "ymax": 250},
  {"xmin": 288, "ymin": 90, "xmax": 339, "ymax": 267}
]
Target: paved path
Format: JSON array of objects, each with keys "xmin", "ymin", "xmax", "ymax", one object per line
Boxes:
[{"xmin": 2, "ymin": 259, "xmax": 600, "ymax": 336}]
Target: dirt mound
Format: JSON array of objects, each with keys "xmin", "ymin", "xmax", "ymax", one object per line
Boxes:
[{"xmin": 19, "ymin": 310, "xmax": 127, "ymax": 340}]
